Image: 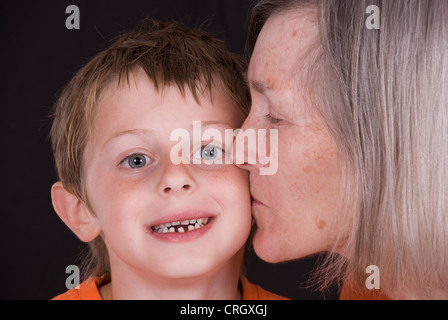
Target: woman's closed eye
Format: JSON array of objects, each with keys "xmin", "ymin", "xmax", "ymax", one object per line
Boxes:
[{"xmin": 266, "ymin": 113, "xmax": 282, "ymax": 124}]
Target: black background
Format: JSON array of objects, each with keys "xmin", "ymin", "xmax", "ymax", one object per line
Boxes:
[{"xmin": 0, "ymin": 0, "xmax": 339, "ymax": 300}]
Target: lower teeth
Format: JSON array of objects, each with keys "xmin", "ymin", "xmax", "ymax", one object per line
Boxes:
[{"xmin": 152, "ymin": 219, "xmax": 209, "ymax": 233}]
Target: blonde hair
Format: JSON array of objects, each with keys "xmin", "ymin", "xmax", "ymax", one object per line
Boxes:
[
  {"xmin": 248, "ymin": 0, "xmax": 448, "ymax": 298},
  {"xmin": 51, "ymin": 19, "xmax": 250, "ymax": 281}
]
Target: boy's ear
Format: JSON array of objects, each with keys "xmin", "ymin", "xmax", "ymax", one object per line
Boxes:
[{"xmin": 51, "ymin": 181, "xmax": 101, "ymax": 242}]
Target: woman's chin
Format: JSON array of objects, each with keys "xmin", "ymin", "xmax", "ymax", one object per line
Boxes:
[
  {"xmin": 252, "ymin": 231, "xmax": 287, "ymax": 263},
  {"xmin": 252, "ymin": 229, "xmax": 320, "ymax": 263}
]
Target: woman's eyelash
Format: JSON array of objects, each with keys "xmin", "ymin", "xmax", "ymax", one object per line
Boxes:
[{"xmin": 266, "ymin": 113, "xmax": 282, "ymax": 124}]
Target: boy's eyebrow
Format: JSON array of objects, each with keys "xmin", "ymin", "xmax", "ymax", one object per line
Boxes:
[{"xmin": 102, "ymin": 129, "xmax": 153, "ymax": 148}]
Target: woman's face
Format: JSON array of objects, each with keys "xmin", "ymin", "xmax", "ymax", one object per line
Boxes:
[{"xmin": 238, "ymin": 10, "xmax": 344, "ymax": 262}]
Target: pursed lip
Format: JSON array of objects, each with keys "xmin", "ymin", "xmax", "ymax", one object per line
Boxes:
[{"xmin": 251, "ymin": 194, "xmax": 265, "ymax": 207}]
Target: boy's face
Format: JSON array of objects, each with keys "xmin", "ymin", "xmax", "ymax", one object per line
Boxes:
[{"xmin": 81, "ymin": 68, "xmax": 252, "ymax": 280}]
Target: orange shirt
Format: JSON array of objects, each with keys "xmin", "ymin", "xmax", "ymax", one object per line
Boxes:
[
  {"xmin": 339, "ymin": 283, "xmax": 391, "ymax": 300},
  {"xmin": 240, "ymin": 276, "xmax": 288, "ymax": 300},
  {"xmin": 52, "ymin": 276, "xmax": 288, "ymax": 300}
]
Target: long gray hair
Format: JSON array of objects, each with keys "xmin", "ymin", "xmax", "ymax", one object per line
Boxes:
[{"xmin": 248, "ymin": 0, "xmax": 448, "ymax": 298}]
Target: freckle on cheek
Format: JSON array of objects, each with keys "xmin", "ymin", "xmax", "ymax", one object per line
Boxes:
[
  {"xmin": 302, "ymin": 151, "xmax": 312, "ymax": 159},
  {"xmin": 316, "ymin": 219, "xmax": 326, "ymax": 230},
  {"xmin": 302, "ymin": 166, "xmax": 313, "ymax": 174},
  {"xmin": 264, "ymin": 60, "xmax": 270, "ymax": 70}
]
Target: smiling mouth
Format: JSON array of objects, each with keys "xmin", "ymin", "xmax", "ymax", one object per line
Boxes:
[{"xmin": 151, "ymin": 218, "xmax": 211, "ymax": 234}]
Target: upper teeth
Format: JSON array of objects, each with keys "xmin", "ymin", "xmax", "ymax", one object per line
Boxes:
[{"xmin": 151, "ymin": 218, "xmax": 210, "ymax": 233}]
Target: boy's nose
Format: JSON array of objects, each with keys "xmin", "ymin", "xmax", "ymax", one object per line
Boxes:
[
  {"xmin": 162, "ymin": 183, "xmax": 192, "ymax": 194},
  {"xmin": 158, "ymin": 163, "xmax": 196, "ymax": 197}
]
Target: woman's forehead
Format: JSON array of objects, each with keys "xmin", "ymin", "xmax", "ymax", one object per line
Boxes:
[{"xmin": 249, "ymin": 11, "xmax": 319, "ymax": 82}]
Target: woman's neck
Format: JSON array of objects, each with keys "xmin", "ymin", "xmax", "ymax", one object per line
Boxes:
[{"xmin": 100, "ymin": 251, "xmax": 244, "ymax": 300}]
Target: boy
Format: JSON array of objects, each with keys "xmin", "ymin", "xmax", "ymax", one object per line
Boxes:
[{"xmin": 50, "ymin": 19, "xmax": 286, "ymax": 300}]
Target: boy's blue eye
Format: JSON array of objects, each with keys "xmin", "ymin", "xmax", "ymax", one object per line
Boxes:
[
  {"xmin": 125, "ymin": 154, "xmax": 150, "ymax": 169},
  {"xmin": 194, "ymin": 145, "xmax": 223, "ymax": 161},
  {"xmin": 202, "ymin": 145, "xmax": 219, "ymax": 160}
]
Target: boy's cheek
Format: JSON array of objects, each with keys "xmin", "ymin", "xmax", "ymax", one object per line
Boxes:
[
  {"xmin": 84, "ymin": 177, "xmax": 143, "ymax": 215},
  {"xmin": 201, "ymin": 163, "xmax": 249, "ymax": 183},
  {"xmin": 206, "ymin": 166, "xmax": 250, "ymax": 198}
]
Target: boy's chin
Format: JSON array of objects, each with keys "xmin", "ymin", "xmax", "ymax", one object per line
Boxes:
[
  {"xmin": 153, "ymin": 261, "xmax": 217, "ymax": 280},
  {"xmin": 150, "ymin": 249, "xmax": 243, "ymax": 281}
]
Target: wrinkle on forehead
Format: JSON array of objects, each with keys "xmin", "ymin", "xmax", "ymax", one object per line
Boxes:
[
  {"xmin": 251, "ymin": 9, "xmax": 320, "ymax": 89},
  {"xmin": 250, "ymin": 8, "xmax": 323, "ymax": 123}
]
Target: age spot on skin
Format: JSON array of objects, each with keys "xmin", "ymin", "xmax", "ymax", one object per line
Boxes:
[
  {"xmin": 315, "ymin": 218, "xmax": 326, "ymax": 230},
  {"xmin": 302, "ymin": 166, "xmax": 314, "ymax": 174}
]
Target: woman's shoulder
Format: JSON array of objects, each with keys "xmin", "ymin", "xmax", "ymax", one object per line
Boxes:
[
  {"xmin": 240, "ymin": 276, "xmax": 289, "ymax": 300},
  {"xmin": 339, "ymin": 282, "xmax": 391, "ymax": 300}
]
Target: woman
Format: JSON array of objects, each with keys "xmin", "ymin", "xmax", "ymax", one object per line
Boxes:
[{"xmin": 237, "ymin": 0, "xmax": 448, "ymax": 299}]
